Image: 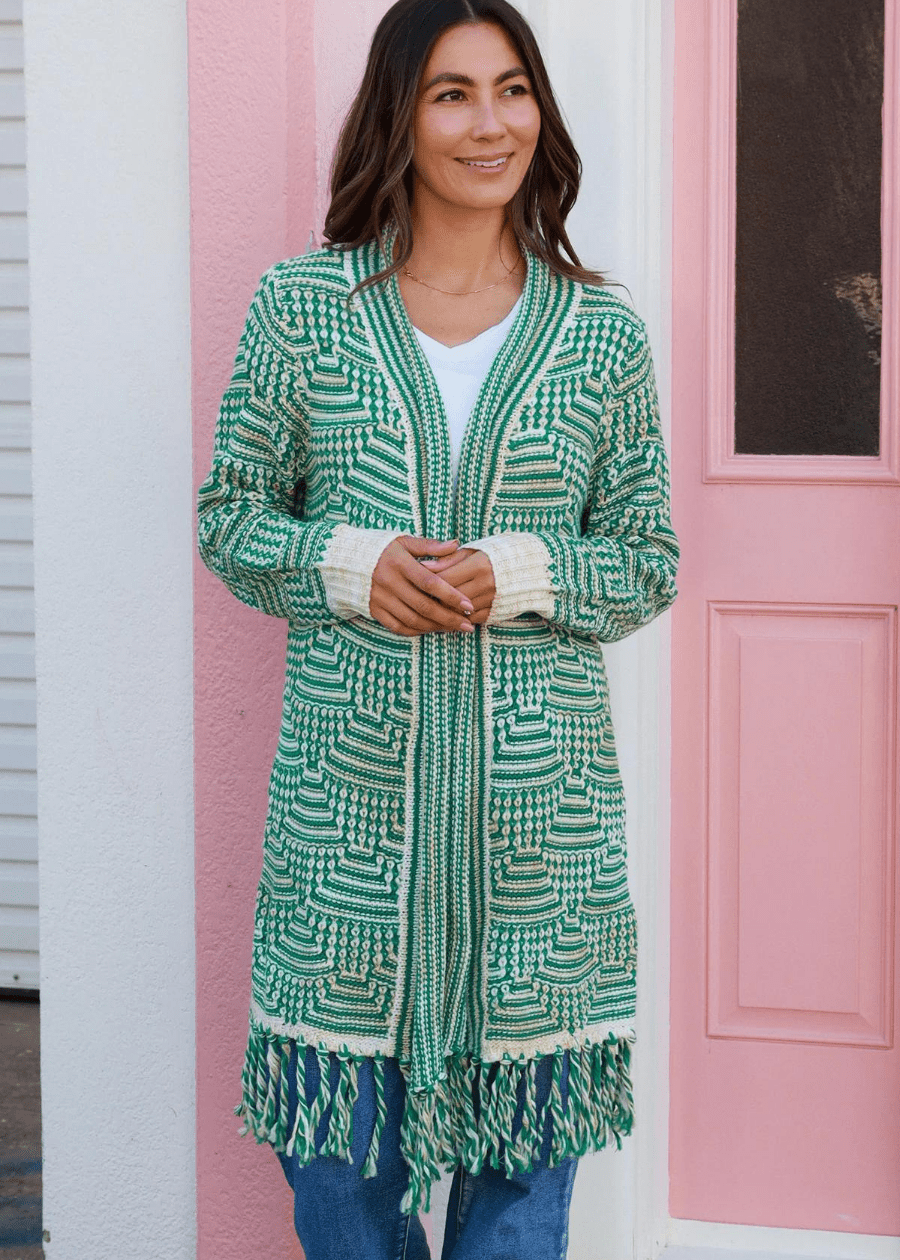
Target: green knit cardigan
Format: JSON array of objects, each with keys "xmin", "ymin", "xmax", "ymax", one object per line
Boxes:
[{"xmin": 196, "ymin": 227, "xmax": 680, "ymax": 1213}]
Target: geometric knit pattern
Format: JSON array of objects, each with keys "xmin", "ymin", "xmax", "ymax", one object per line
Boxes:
[{"xmin": 196, "ymin": 226, "xmax": 680, "ymax": 1213}]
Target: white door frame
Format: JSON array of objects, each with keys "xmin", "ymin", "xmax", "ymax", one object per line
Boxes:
[{"xmin": 517, "ymin": 2, "xmax": 674, "ymax": 1256}]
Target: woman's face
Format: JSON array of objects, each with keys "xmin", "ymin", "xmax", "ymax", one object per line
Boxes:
[{"xmin": 411, "ymin": 21, "xmax": 541, "ymax": 214}]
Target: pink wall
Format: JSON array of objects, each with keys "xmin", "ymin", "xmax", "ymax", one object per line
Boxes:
[
  {"xmin": 188, "ymin": 2, "xmax": 314, "ymax": 1255},
  {"xmin": 189, "ymin": 2, "xmax": 398, "ymax": 1254},
  {"xmin": 311, "ymin": 0, "xmax": 397, "ymax": 232}
]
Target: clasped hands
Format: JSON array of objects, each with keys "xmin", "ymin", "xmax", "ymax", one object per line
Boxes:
[{"xmin": 368, "ymin": 535, "xmax": 495, "ymax": 637}]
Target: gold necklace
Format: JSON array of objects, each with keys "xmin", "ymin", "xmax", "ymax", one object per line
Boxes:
[{"xmin": 402, "ymin": 250, "xmax": 521, "ymax": 297}]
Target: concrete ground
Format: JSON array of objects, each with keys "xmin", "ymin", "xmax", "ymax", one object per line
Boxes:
[{"xmin": 0, "ymin": 997, "xmax": 42, "ymax": 1259}]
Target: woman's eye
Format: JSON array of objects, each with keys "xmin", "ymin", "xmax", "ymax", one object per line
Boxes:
[{"xmin": 433, "ymin": 83, "xmax": 529, "ymax": 103}]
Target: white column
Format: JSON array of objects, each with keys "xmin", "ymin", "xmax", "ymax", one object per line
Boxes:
[
  {"xmin": 521, "ymin": 3, "xmax": 673, "ymax": 1258},
  {"xmin": 24, "ymin": 1, "xmax": 196, "ymax": 1256}
]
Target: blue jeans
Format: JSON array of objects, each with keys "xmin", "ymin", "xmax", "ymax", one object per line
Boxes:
[{"xmin": 275, "ymin": 1045, "xmax": 579, "ymax": 1260}]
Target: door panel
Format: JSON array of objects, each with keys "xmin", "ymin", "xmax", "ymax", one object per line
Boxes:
[{"xmin": 707, "ymin": 604, "xmax": 894, "ymax": 1047}]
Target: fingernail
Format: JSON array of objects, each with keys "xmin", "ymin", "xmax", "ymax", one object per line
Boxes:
[
  {"xmin": 462, "ymin": 602, "xmax": 474, "ymax": 613},
  {"xmin": 460, "ymin": 621, "xmax": 474, "ymax": 632}
]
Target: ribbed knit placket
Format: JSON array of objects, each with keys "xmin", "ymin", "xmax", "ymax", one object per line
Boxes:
[{"xmin": 348, "ymin": 229, "xmax": 580, "ymax": 1099}]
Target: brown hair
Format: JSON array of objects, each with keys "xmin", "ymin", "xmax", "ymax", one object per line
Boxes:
[{"xmin": 323, "ymin": 0, "xmax": 606, "ymax": 297}]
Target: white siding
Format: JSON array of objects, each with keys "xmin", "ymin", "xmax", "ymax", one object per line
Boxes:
[{"xmin": 0, "ymin": 0, "xmax": 36, "ymax": 991}]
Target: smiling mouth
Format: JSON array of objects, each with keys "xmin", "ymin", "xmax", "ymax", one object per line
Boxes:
[{"xmin": 457, "ymin": 154, "xmax": 511, "ymax": 169}]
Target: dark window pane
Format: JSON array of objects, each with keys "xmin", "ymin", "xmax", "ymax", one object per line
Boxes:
[{"xmin": 735, "ymin": 0, "xmax": 884, "ymax": 456}]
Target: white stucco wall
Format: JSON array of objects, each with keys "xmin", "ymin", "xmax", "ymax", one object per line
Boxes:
[{"xmin": 24, "ymin": 1, "xmax": 196, "ymax": 1256}]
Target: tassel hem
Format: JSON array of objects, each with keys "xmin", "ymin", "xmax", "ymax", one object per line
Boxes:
[{"xmin": 235, "ymin": 1019, "xmax": 636, "ymax": 1216}]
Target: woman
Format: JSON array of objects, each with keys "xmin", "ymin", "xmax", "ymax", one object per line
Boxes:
[{"xmin": 197, "ymin": 0, "xmax": 680, "ymax": 1255}]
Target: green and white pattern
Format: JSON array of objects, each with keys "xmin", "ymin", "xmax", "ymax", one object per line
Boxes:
[{"xmin": 196, "ymin": 227, "xmax": 680, "ymax": 1213}]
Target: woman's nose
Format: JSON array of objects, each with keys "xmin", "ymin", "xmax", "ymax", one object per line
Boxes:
[{"xmin": 470, "ymin": 100, "xmax": 505, "ymax": 140}]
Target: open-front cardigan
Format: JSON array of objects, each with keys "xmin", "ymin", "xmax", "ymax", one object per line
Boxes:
[{"xmin": 196, "ymin": 227, "xmax": 680, "ymax": 1214}]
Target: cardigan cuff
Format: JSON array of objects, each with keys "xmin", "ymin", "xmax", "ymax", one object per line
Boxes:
[
  {"xmin": 314, "ymin": 523, "xmax": 407, "ymax": 620},
  {"xmin": 463, "ymin": 531, "xmax": 556, "ymax": 624}
]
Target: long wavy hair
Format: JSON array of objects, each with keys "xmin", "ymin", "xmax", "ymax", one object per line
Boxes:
[{"xmin": 323, "ymin": 0, "xmax": 605, "ymax": 298}]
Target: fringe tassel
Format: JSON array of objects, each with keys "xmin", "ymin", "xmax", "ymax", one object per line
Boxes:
[
  {"xmin": 273, "ymin": 1040, "xmax": 292, "ymax": 1151},
  {"xmin": 459, "ymin": 1058, "xmax": 482, "ymax": 1171},
  {"xmin": 309, "ymin": 1046, "xmax": 332, "ymax": 1144},
  {"xmin": 320, "ymin": 1054, "xmax": 359, "ymax": 1162},
  {"xmin": 235, "ymin": 1020, "xmax": 636, "ymax": 1217},
  {"xmin": 398, "ymin": 1080, "xmax": 442, "ymax": 1215},
  {"xmin": 482, "ymin": 1063, "xmax": 505, "ymax": 1172},
  {"xmin": 286, "ymin": 1046, "xmax": 313, "ymax": 1160},
  {"xmin": 472, "ymin": 1059, "xmax": 491, "ymax": 1174},
  {"xmin": 548, "ymin": 1048, "xmax": 572, "ymax": 1167},
  {"xmin": 508, "ymin": 1057, "xmax": 538, "ymax": 1174},
  {"xmin": 569, "ymin": 1046, "xmax": 594, "ymax": 1159},
  {"xmin": 497, "ymin": 1064, "xmax": 520, "ymax": 1176},
  {"xmin": 361, "ymin": 1056, "xmax": 387, "ymax": 1178},
  {"xmin": 261, "ymin": 1040, "xmax": 281, "ymax": 1144},
  {"xmin": 614, "ymin": 1035, "xmax": 635, "ymax": 1138}
]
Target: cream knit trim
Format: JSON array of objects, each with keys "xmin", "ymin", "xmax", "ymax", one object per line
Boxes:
[
  {"xmin": 481, "ymin": 1019, "xmax": 636, "ymax": 1061},
  {"xmin": 249, "ymin": 1000, "xmax": 395, "ymax": 1058},
  {"xmin": 463, "ymin": 531, "xmax": 556, "ymax": 623},
  {"xmin": 249, "ymin": 998, "xmax": 634, "ymax": 1063},
  {"xmin": 314, "ymin": 522, "xmax": 406, "ymax": 620}
]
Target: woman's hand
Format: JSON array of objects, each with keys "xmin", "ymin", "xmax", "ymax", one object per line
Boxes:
[
  {"xmin": 419, "ymin": 548, "xmax": 496, "ymax": 623},
  {"xmin": 369, "ymin": 536, "xmax": 495, "ymax": 636}
]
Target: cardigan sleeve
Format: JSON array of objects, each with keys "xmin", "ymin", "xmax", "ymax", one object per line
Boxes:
[
  {"xmin": 314, "ymin": 522, "xmax": 407, "ymax": 619},
  {"xmin": 196, "ymin": 267, "xmax": 404, "ymax": 624},
  {"xmin": 464, "ymin": 318, "xmax": 680, "ymax": 639}
]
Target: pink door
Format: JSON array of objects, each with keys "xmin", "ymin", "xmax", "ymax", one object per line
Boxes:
[{"xmin": 670, "ymin": 0, "xmax": 900, "ymax": 1234}]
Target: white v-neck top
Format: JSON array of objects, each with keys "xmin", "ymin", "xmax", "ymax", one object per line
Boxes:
[{"xmin": 413, "ymin": 295, "xmax": 523, "ymax": 495}]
